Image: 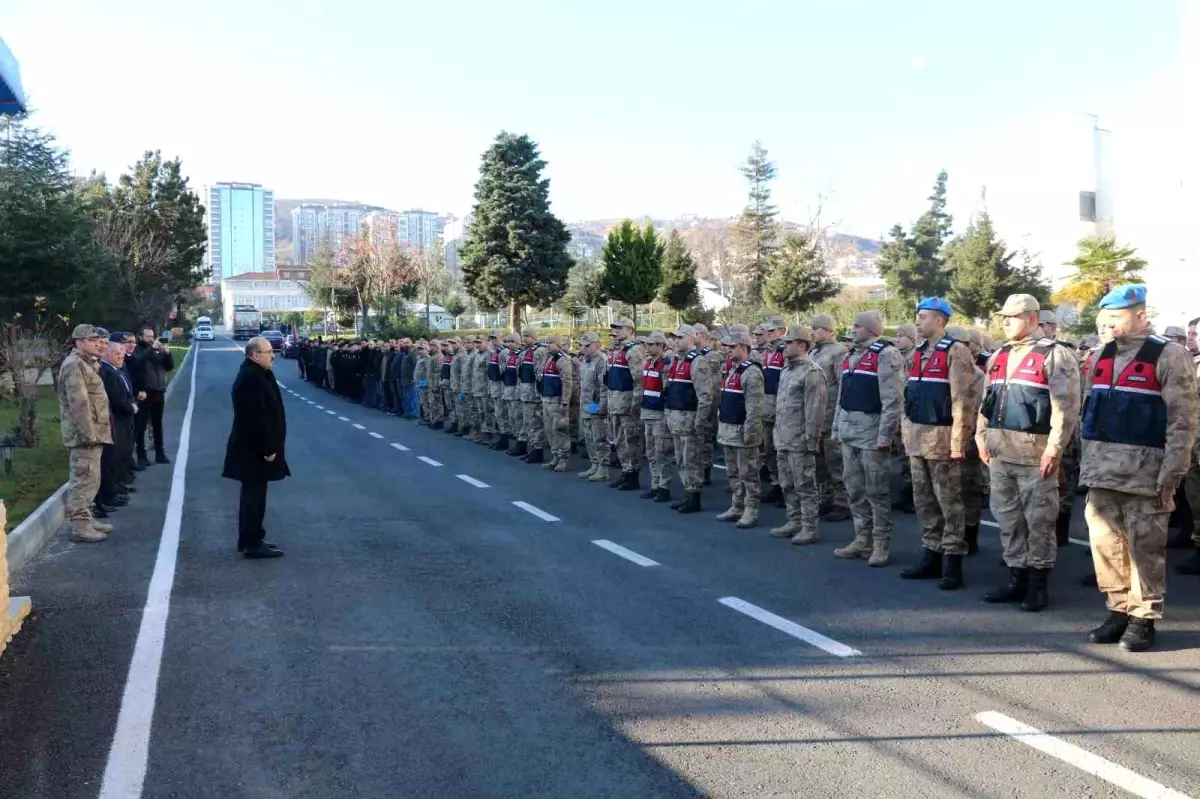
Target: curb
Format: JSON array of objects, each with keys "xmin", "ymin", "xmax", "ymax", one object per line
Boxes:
[{"xmin": 3, "ymin": 342, "xmax": 195, "ymax": 578}]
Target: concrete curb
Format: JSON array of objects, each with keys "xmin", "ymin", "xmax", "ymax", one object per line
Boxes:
[{"xmin": 3, "ymin": 342, "xmax": 195, "ymax": 578}]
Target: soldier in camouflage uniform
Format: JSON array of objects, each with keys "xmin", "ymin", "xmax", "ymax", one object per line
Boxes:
[
  {"xmin": 1036, "ymin": 309, "xmax": 1084, "ymax": 545},
  {"xmin": 947, "ymin": 326, "xmax": 987, "ymax": 555},
  {"xmin": 486, "ymin": 330, "xmax": 509, "ymax": 450},
  {"xmin": 452, "ymin": 337, "xmax": 472, "ymax": 437},
  {"xmin": 716, "ymin": 329, "xmax": 766, "ymax": 528},
  {"xmin": 759, "ymin": 315, "xmax": 788, "ymax": 504},
  {"xmin": 831, "ymin": 311, "xmax": 905, "ymax": 566},
  {"xmin": 59, "ymin": 324, "xmax": 115, "ymax": 542},
  {"xmin": 1078, "ymin": 285, "xmax": 1197, "ymax": 651},
  {"xmin": 498, "ymin": 332, "xmax": 521, "ymax": 452},
  {"xmin": 414, "ymin": 341, "xmax": 431, "ymax": 425},
  {"xmin": 577, "ymin": 332, "xmax": 611, "ymax": 482},
  {"xmin": 691, "ymin": 323, "xmax": 724, "ymax": 485},
  {"xmin": 770, "ymin": 325, "xmax": 828, "ymax": 545},
  {"xmin": 469, "ymin": 336, "xmax": 490, "ymax": 444},
  {"xmin": 537, "ymin": 335, "xmax": 575, "ymax": 471},
  {"xmin": 606, "ymin": 316, "xmax": 645, "ymax": 490},
  {"xmin": 892, "ymin": 323, "xmax": 920, "ymax": 513},
  {"xmin": 664, "ymin": 325, "xmax": 714, "ymax": 513},
  {"xmin": 638, "ymin": 330, "xmax": 674, "ymax": 502},
  {"xmin": 441, "ymin": 339, "xmax": 458, "ymax": 433},
  {"xmin": 977, "ymin": 295, "xmax": 1081, "ymax": 612},
  {"xmin": 900, "ymin": 298, "xmax": 979, "ymax": 591},
  {"xmin": 809, "ymin": 314, "xmax": 850, "ymax": 521},
  {"xmin": 426, "ymin": 339, "xmax": 444, "ymax": 430},
  {"xmin": 517, "ymin": 327, "xmax": 549, "ymax": 463}
]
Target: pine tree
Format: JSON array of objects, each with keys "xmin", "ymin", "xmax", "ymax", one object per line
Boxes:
[
  {"xmin": 763, "ymin": 233, "xmax": 840, "ymax": 318},
  {"xmin": 734, "ymin": 141, "xmax": 779, "ymax": 304},
  {"xmin": 601, "ymin": 219, "xmax": 664, "ymax": 327},
  {"xmin": 877, "ymin": 170, "xmax": 953, "ymax": 303},
  {"xmin": 658, "ymin": 230, "xmax": 700, "ymax": 317},
  {"xmin": 946, "ymin": 211, "xmax": 1012, "ymax": 320},
  {"xmin": 459, "ymin": 132, "xmax": 573, "ymax": 330}
]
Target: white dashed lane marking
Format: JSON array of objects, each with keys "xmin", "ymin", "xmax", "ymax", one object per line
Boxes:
[
  {"xmin": 456, "ymin": 474, "xmax": 489, "ymax": 488},
  {"xmin": 337, "ymin": 416, "xmax": 350, "ymax": 422},
  {"xmin": 315, "ymin": 404, "xmax": 325, "ymax": 410},
  {"xmin": 975, "ymin": 711, "xmax": 1192, "ymax": 799},
  {"xmin": 352, "ymin": 423, "xmax": 365, "ymax": 430},
  {"xmin": 712, "ymin": 464, "xmax": 727, "ymax": 471},
  {"xmin": 326, "ymin": 410, "xmax": 336, "ymax": 415},
  {"xmin": 512, "ymin": 501, "xmax": 559, "ymax": 522},
  {"xmin": 390, "ymin": 443, "xmax": 410, "ymax": 452},
  {"xmin": 718, "ymin": 597, "xmax": 861, "ymax": 658},
  {"xmin": 592, "ymin": 540, "xmax": 659, "ymax": 567},
  {"xmin": 368, "ymin": 432, "xmax": 384, "ymax": 439},
  {"xmin": 418, "ymin": 456, "xmax": 442, "ymax": 467}
]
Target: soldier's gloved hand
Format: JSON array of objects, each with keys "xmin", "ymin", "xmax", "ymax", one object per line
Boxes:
[
  {"xmin": 459, "ymin": 392, "xmax": 466, "ymax": 400},
  {"xmin": 586, "ymin": 402, "xmax": 599, "ymax": 414}
]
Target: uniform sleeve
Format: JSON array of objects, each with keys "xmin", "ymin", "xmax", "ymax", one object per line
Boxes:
[
  {"xmin": 628, "ymin": 344, "xmax": 645, "ymax": 405},
  {"xmin": 64, "ymin": 361, "xmax": 97, "ymax": 442},
  {"xmin": 1194, "ymin": 362, "xmax": 1200, "ymax": 467},
  {"xmin": 1044, "ymin": 344, "xmax": 1081, "ymax": 457},
  {"xmin": 805, "ymin": 369, "xmax": 828, "ymax": 447},
  {"xmin": 744, "ymin": 367, "xmax": 764, "ymax": 437},
  {"xmin": 1157, "ymin": 343, "xmax": 1199, "ymax": 489},
  {"xmin": 948, "ymin": 342, "xmax": 977, "ymax": 458},
  {"xmin": 877, "ymin": 348, "xmax": 906, "ymax": 447},
  {"xmin": 831, "ymin": 359, "xmax": 846, "ymax": 440},
  {"xmin": 560, "ymin": 356, "xmax": 574, "ymax": 408},
  {"xmin": 975, "ymin": 350, "xmax": 998, "ymax": 452},
  {"xmin": 693, "ymin": 356, "xmax": 714, "ymax": 429}
]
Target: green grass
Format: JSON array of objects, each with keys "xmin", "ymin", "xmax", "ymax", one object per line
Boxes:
[{"xmin": 0, "ymin": 343, "xmax": 191, "ymax": 531}]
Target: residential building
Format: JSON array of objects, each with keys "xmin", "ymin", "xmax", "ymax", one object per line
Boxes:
[
  {"xmin": 400, "ymin": 209, "xmax": 439, "ymax": 250},
  {"xmin": 291, "ymin": 203, "xmax": 326, "ymax": 266},
  {"xmin": 442, "ymin": 213, "xmax": 471, "ymax": 280},
  {"xmin": 220, "ymin": 271, "xmax": 313, "ymax": 323},
  {"xmin": 206, "ymin": 182, "xmax": 275, "ymax": 280},
  {"xmin": 324, "ymin": 204, "xmax": 365, "ymax": 253},
  {"xmin": 363, "ymin": 210, "xmax": 401, "ymax": 247},
  {"xmin": 567, "ymin": 229, "xmax": 605, "ymax": 261}
]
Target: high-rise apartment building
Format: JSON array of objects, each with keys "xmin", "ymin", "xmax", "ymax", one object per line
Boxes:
[
  {"xmin": 206, "ymin": 182, "xmax": 275, "ymax": 280},
  {"xmin": 291, "ymin": 203, "xmax": 326, "ymax": 266},
  {"xmin": 400, "ymin": 209, "xmax": 440, "ymax": 250},
  {"xmin": 324, "ymin": 205, "xmax": 365, "ymax": 253}
]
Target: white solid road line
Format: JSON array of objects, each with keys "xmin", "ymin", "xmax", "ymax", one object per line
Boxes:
[
  {"xmin": 975, "ymin": 711, "xmax": 1193, "ymax": 799},
  {"xmin": 456, "ymin": 474, "xmax": 490, "ymax": 488},
  {"xmin": 352, "ymin": 423, "xmax": 365, "ymax": 430},
  {"xmin": 390, "ymin": 443, "xmax": 410, "ymax": 452},
  {"xmin": 418, "ymin": 456, "xmax": 443, "ymax": 467},
  {"xmin": 718, "ymin": 597, "xmax": 861, "ymax": 658},
  {"xmin": 100, "ymin": 344, "xmax": 199, "ymax": 798},
  {"xmin": 368, "ymin": 432, "xmax": 384, "ymax": 439},
  {"xmin": 592, "ymin": 540, "xmax": 659, "ymax": 567},
  {"xmin": 512, "ymin": 501, "xmax": 560, "ymax": 522},
  {"xmin": 337, "ymin": 416, "xmax": 350, "ymax": 422},
  {"xmin": 1069, "ymin": 536, "xmax": 1089, "ymax": 547}
]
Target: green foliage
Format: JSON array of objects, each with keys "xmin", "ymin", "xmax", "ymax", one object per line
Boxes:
[
  {"xmin": 601, "ymin": 220, "xmax": 664, "ymax": 325},
  {"xmin": 679, "ymin": 304, "xmax": 716, "ymax": 327},
  {"xmin": 763, "ymin": 233, "xmax": 840, "ymax": 314},
  {"xmin": 1052, "ymin": 235, "xmax": 1147, "ymax": 308},
  {"xmin": 459, "ymin": 132, "xmax": 573, "ymax": 329},
  {"xmin": 562, "ymin": 257, "xmax": 608, "ymax": 321},
  {"xmin": 945, "ymin": 211, "xmax": 1049, "ymax": 320},
  {"xmin": 734, "ymin": 141, "xmax": 780, "ymax": 304},
  {"xmin": 877, "ymin": 170, "xmax": 953, "ymax": 303},
  {"xmin": 442, "ymin": 295, "xmax": 467, "ymax": 329},
  {"xmin": 658, "ymin": 230, "xmax": 700, "ymax": 311}
]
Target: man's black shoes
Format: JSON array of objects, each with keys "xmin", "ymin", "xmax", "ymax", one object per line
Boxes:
[{"xmin": 241, "ymin": 543, "xmax": 284, "ymax": 559}]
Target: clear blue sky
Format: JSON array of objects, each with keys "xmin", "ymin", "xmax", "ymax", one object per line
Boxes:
[{"xmin": 3, "ymin": 0, "xmax": 1183, "ymax": 237}]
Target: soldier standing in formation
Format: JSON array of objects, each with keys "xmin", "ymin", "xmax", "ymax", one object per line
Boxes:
[
  {"xmin": 498, "ymin": 333, "xmax": 521, "ymax": 452},
  {"xmin": 606, "ymin": 316, "xmax": 645, "ymax": 490},
  {"xmin": 517, "ymin": 327, "xmax": 549, "ymax": 463},
  {"xmin": 900, "ymin": 297, "xmax": 978, "ymax": 590},
  {"xmin": 638, "ymin": 331, "xmax": 674, "ymax": 502},
  {"xmin": 809, "ymin": 314, "xmax": 850, "ymax": 522},
  {"xmin": 831, "ymin": 311, "xmax": 905, "ymax": 566},
  {"xmin": 977, "ymin": 295, "xmax": 1081, "ymax": 612},
  {"xmin": 716, "ymin": 329, "xmax": 766, "ymax": 528},
  {"xmin": 537, "ymin": 335, "xmax": 575, "ymax": 471},
  {"xmin": 426, "ymin": 340, "xmax": 444, "ymax": 430},
  {"xmin": 414, "ymin": 342, "xmax": 430, "ymax": 425},
  {"xmin": 892, "ymin": 323, "xmax": 920, "ymax": 514},
  {"xmin": 759, "ymin": 315, "xmax": 788, "ymax": 505},
  {"xmin": 665, "ymin": 325, "xmax": 714, "ymax": 514},
  {"xmin": 577, "ymin": 332, "xmax": 611, "ymax": 482},
  {"xmin": 469, "ymin": 335, "xmax": 490, "ymax": 444},
  {"xmin": 59, "ymin": 325, "xmax": 116, "ymax": 542},
  {"xmin": 486, "ymin": 331, "xmax": 509, "ymax": 450},
  {"xmin": 769, "ymin": 325, "xmax": 827, "ymax": 545},
  {"xmin": 691, "ymin": 323, "xmax": 723, "ymax": 485}
]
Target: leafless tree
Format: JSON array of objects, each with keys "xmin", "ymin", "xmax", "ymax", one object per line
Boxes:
[{"xmin": 0, "ymin": 297, "xmax": 71, "ymax": 447}]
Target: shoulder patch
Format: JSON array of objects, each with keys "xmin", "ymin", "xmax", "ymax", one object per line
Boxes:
[{"xmin": 1149, "ymin": 334, "xmax": 1168, "ymax": 345}]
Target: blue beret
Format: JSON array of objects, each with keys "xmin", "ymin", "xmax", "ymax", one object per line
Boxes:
[
  {"xmin": 108, "ymin": 331, "xmax": 126, "ymax": 342},
  {"xmin": 1098, "ymin": 283, "xmax": 1147, "ymax": 310},
  {"xmin": 916, "ymin": 297, "xmax": 953, "ymax": 318}
]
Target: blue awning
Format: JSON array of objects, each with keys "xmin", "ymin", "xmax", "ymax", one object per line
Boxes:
[{"xmin": 0, "ymin": 36, "xmax": 27, "ymax": 116}]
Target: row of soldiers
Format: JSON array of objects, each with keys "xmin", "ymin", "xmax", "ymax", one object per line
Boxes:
[{"xmin": 297, "ymin": 286, "xmax": 1198, "ymax": 652}]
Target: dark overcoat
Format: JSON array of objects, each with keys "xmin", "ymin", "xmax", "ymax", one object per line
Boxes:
[{"xmin": 222, "ymin": 359, "xmax": 291, "ymax": 483}]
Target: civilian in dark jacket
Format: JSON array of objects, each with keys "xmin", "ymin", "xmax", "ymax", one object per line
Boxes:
[
  {"xmin": 402, "ymin": 343, "xmax": 420, "ymax": 418},
  {"xmin": 118, "ymin": 332, "xmax": 144, "ymax": 479},
  {"xmin": 132, "ymin": 327, "xmax": 175, "ymax": 466},
  {"xmin": 98, "ymin": 341, "xmax": 138, "ymax": 508},
  {"xmin": 222, "ymin": 337, "xmax": 289, "ymax": 559}
]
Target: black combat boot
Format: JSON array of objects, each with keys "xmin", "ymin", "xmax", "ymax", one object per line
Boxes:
[
  {"xmin": 653, "ymin": 487, "xmax": 672, "ymax": 503},
  {"xmin": 701, "ymin": 467, "xmax": 712, "ymax": 487},
  {"xmin": 524, "ymin": 447, "xmax": 544, "ymax": 464},
  {"xmin": 937, "ymin": 554, "xmax": 964, "ymax": 590},
  {"xmin": 762, "ymin": 484, "xmax": 783, "ymax": 504},
  {"xmin": 608, "ymin": 452, "xmax": 621, "ymax": 468},
  {"xmin": 571, "ymin": 441, "xmax": 578, "ymax": 454},
  {"xmin": 983, "ymin": 568, "xmax": 1028, "ymax": 603},
  {"xmin": 431, "ymin": 421, "xmax": 443, "ymax": 430},
  {"xmin": 137, "ymin": 452, "xmax": 152, "ymax": 468},
  {"xmin": 639, "ymin": 486, "xmax": 658, "ymax": 499},
  {"xmin": 509, "ymin": 440, "xmax": 528, "ymax": 457},
  {"xmin": 1020, "ymin": 568, "xmax": 1050, "ymax": 612},
  {"xmin": 1088, "ymin": 611, "xmax": 1129, "ymax": 644},
  {"xmin": 1055, "ymin": 511, "xmax": 1071, "ymax": 546},
  {"xmin": 1118, "ymin": 618, "xmax": 1155, "ymax": 652},
  {"xmin": 900, "ymin": 548, "xmax": 943, "ymax": 580},
  {"xmin": 965, "ymin": 524, "xmax": 980, "ymax": 555},
  {"xmin": 490, "ymin": 434, "xmax": 509, "ymax": 451},
  {"xmin": 609, "ymin": 470, "xmax": 626, "ymax": 488},
  {"xmin": 676, "ymin": 491, "xmax": 702, "ymax": 513},
  {"xmin": 1176, "ymin": 549, "xmax": 1200, "ymax": 575},
  {"xmin": 444, "ymin": 422, "xmax": 457, "ymax": 434},
  {"xmin": 618, "ymin": 471, "xmax": 641, "ymax": 491}
]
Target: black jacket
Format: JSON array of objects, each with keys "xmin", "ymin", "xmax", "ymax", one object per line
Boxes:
[
  {"xmin": 222, "ymin": 359, "xmax": 291, "ymax": 483},
  {"xmin": 132, "ymin": 341, "xmax": 175, "ymax": 392},
  {"xmin": 100, "ymin": 360, "xmax": 137, "ymax": 437}
]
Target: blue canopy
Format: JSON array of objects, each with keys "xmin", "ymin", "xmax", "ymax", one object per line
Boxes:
[{"xmin": 0, "ymin": 36, "xmax": 27, "ymax": 116}]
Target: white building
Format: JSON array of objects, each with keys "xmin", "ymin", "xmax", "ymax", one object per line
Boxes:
[
  {"xmin": 400, "ymin": 209, "xmax": 440, "ymax": 250},
  {"xmin": 405, "ymin": 301, "xmax": 455, "ymax": 331},
  {"xmin": 221, "ymin": 271, "xmax": 313, "ymax": 322},
  {"xmin": 291, "ymin": 203, "xmax": 325, "ymax": 266},
  {"xmin": 696, "ymin": 279, "xmax": 730, "ymax": 313}
]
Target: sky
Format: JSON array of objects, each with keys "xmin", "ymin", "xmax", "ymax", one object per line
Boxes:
[{"xmin": 3, "ymin": 0, "xmax": 1196, "ymax": 317}]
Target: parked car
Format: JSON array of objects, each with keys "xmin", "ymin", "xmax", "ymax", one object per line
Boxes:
[
  {"xmin": 283, "ymin": 334, "xmax": 302, "ymax": 359},
  {"xmin": 262, "ymin": 330, "xmax": 285, "ymax": 352}
]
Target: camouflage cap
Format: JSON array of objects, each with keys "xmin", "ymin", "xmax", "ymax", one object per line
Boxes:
[
  {"xmin": 610, "ymin": 316, "xmax": 635, "ymax": 329},
  {"xmin": 751, "ymin": 323, "xmax": 766, "ymax": 335},
  {"xmin": 1079, "ymin": 334, "xmax": 1101, "ymax": 349},
  {"xmin": 967, "ymin": 329, "xmax": 983, "ymax": 346},
  {"xmin": 644, "ymin": 330, "xmax": 668, "ymax": 344},
  {"xmin": 579, "ymin": 332, "xmax": 600, "ymax": 346},
  {"xmin": 1163, "ymin": 325, "xmax": 1187, "ymax": 338},
  {"xmin": 765, "ymin": 314, "xmax": 786, "ymax": 330},
  {"xmin": 473, "ymin": 335, "xmax": 485, "ymax": 343},
  {"xmin": 724, "ymin": 329, "xmax": 752, "ymax": 346},
  {"xmin": 691, "ymin": 323, "xmax": 709, "ymax": 335},
  {"xmin": 1037, "ymin": 309, "xmax": 1058, "ymax": 324},
  {"xmin": 810, "ymin": 313, "xmax": 836, "ymax": 331},
  {"xmin": 1000, "ymin": 294, "xmax": 1041, "ymax": 316},
  {"xmin": 71, "ymin": 324, "xmax": 109, "ymax": 340},
  {"xmin": 781, "ymin": 324, "xmax": 812, "ymax": 343},
  {"xmin": 504, "ymin": 332, "xmax": 520, "ymax": 343},
  {"xmin": 945, "ymin": 326, "xmax": 970, "ymax": 342},
  {"xmin": 672, "ymin": 323, "xmax": 695, "ymax": 337},
  {"xmin": 895, "ymin": 323, "xmax": 918, "ymax": 341},
  {"xmin": 521, "ymin": 327, "xmax": 538, "ymax": 338},
  {"xmin": 853, "ymin": 310, "xmax": 884, "ymax": 336},
  {"xmin": 488, "ymin": 328, "xmax": 501, "ymax": 339}
]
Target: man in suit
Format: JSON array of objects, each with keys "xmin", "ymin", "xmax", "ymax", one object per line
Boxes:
[
  {"xmin": 131, "ymin": 327, "xmax": 175, "ymax": 466},
  {"xmin": 98, "ymin": 339, "xmax": 138, "ymax": 511},
  {"xmin": 223, "ymin": 336, "xmax": 289, "ymax": 559}
]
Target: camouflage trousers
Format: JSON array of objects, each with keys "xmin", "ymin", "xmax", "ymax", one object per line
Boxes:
[
  {"xmin": 817, "ymin": 432, "xmax": 847, "ymax": 506},
  {"xmin": 962, "ymin": 445, "xmax": 984, "ymax": 527},
  {"xmin": 542, "ymin": 401, "xmax": 570, "ymax": 459},
  {"xmin": 700, "ymin": 406, "xmax": 718, "ymax": 470},
  {"xmin": 1086, "ymin": 487, "xmax": 1171, "ymax": 619},
  {"xmin": 643, "ymin": 416, "xmax": 673, "ymax": 490},
  {"xmin": 582, "ymin": 416, "xmax": 610, "ymax": 467},
  {"xmin": 426, "ymin": 387, "xmax": 444, "ymax": 423},
  {"xmin": 724, "ymin": 445, "xmax": 762, "ymax": 512},
  {"xmin": 762, "ymin": 418, "xmax": 779, "ymax": 486},
  {"xmin": 443, "ymin": 387, "xmax": 457, "ymax": 426},
  {"xmin": 1058, "ymin": 433, "xmax": 1081, "ymax": 515},
  {"xmin": 989, "ymin": 459, "xmax": 1059, "ymax": 569},
  {"xmin": 670, "ymin": 420, "xmax": 705, "ymax": 493},
  {"xmin": 456, "ymin": 393, "xmax": 471, "ymax": 431},
  {"xmin": 1184, "ymin": 464, "xmax": 1200, "ymax": 546},
  {"xmin": 67, "ymin": 445, "xmax": 102, "ymax": 524},
  {"xmin": 475, "ymin": 394, "xmax": 494, "ymax": 434},
  {"xmin": 911, "ymin": 456, "xmax": 967, "ymax": 555},
  {"xmin": 612, "ymin": 413, "xmax": 643, "ymax": 474},
  {"xmin": 508, "ymin": 399, "xmax": 525, "ymax": 442},
  {"xmin": 523, "ymin": 401, "xmax": 545, "ymax": 448},
  {"xmin": 778, "ymin": 448, "xmax": 819, "ymax": 536},
  {"xmin": 419, "ymin": 388, "xmax": 431, "ymax": 421},
  {"xmin": 842, "ymin": 444, "xmax": 892, "ymax": 543},
  {"xmin": 493, "ymin": 396, "xmax": 509, "ymax": 436}
]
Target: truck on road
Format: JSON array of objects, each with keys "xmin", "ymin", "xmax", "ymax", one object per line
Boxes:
[{"xmin": 232, "ymin": 305, "xmax": 262, "ymax": 340}]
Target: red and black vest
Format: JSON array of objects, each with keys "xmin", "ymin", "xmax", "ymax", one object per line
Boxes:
[
  {"xmin": 722, "ymin": 357, "xmax": 734, "ymax": 380},
  {"xmin": 719, "ymin": 361, "xmax": 761, "ymax": 424},
  {"xmin": 975, "ymin": 349, "xmax": 993, "ymax": 370},
  {"xmin": 1081, "ymin": 336, "xmax": 1169, "ymax": 449},
  {"xmin": 904, "ymin": 336, "xmax": 955, "ymax": 426},
  {"xmin": 606, "ymin": 342, "xmax": 636, "ymax": 391},
  {"xmin": 666, "ymin": 351, "xmax": 700, "ymax": 411},
  {"xmin": 440, "ymin": 353, "xmax": 452, "ymax": 380},
  {"xmin": 980, "ymin": 341, "xmax": 1055, "ymax": 435},
  {"xmin": 762, "ymin": 344, "xmax": 786, "ymax": 395},
  {"xmin": 540, "ymin": 354, "xmax": 563, "ymax": 398},
  {"xmin": 487, "ymin": 348, "xmax": 502, "ymax": 381},
  {"xmin": 519, "ymin": 344, "xmax": 542, "ymax": 384},
  {"xmin": 840, "ymin": 339, "xmax": 892, "ymax": 414},
  {"xmin": 503, "ymin": 350, "xmax": 520, "ymax": 387},
  {"xmin": 642, "ymin": 355, "xmax": 668, "ymax": 412}
]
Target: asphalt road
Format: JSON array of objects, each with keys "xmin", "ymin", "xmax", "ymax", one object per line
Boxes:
[{"xmin": 1, "ymin": 337, "xmax": 1198, "ymax": 798}]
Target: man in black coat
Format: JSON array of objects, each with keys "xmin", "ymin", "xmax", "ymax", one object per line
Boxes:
[
  {"xmin": 98, "ymin": 340, "xmax": 137, "ymax": 510},
  {"xmin": 222, "ymin": 336, "xmax": 289, "ymax": 559},
  {"xmin": 132, "ymin": 327, "xmax": 175, "ymax": 466}
]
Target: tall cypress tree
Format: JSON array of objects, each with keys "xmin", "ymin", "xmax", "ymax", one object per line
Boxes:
[
  {"xmin": 877, "ymin": 170, "xmax": 953, "ymax": 303},
  {"xmin": 734, "ymin": 141, "xmax": 779, "ymax": 304},
  {"xmin": 601, "ymin": 219, "xmax": 664, "ymax": 327},
  {"xmin": 763, "ymin": 233, "xmax": 840, "ymax": 318},
  {"xmin": 459, "ymin": 132, "xmax": 573, "ymax": 330},
  {"xmin": 658, "ymin": 230, "xmax": 700, "ymax": 316}
]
